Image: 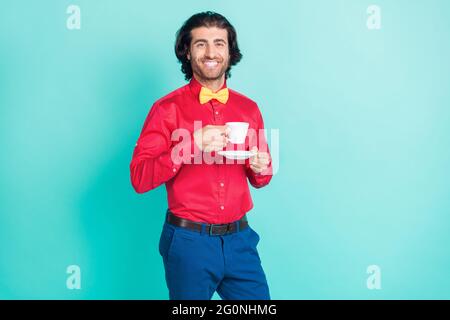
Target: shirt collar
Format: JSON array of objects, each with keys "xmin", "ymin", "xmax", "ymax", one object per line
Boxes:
[{"xmin": 189, "ymin": 76, "xmax": 228, "ymax": 101}]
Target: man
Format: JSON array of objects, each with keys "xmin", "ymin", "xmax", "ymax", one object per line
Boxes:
[{"xmin": 130, "ymin": 11, "xmax": 273, "ymax": 300}]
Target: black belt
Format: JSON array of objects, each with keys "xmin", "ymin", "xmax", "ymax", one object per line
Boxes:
[{"xmin": 166, "ymin": 210, "xmax": 248, "ymax": 236}]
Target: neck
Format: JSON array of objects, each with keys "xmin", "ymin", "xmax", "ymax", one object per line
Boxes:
[{"xmin": 193, "ymin": 74, "xmax": 225, "ymax": 92}]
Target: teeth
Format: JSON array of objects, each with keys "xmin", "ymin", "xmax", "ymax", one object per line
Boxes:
[{"xmin": 204, "ymin": 61, "xmax": 218, "ymax": 68}]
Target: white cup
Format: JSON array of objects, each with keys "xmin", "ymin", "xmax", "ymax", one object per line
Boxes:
[{"xmin": 226, "ymin": 122, "xmax": 249, "ymax": 144}]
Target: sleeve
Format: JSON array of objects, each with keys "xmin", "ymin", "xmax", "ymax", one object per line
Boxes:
[
  {"xmin": 245, "ymin": 105, "xmax": 273, "ymax": 189},
  {"xmin": 129, "ymin": 102, "xmax": 201, "ymax": 194}
]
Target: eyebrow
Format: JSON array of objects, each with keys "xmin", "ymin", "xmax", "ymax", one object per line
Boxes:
[{"xmin": 192, "ymin": 38, "xmax": 227, "ymax": 45}]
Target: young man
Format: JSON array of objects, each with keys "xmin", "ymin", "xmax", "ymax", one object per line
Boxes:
[{"xmin": 130, "ymin": 11, "xmax": 273, "ymax": 300}]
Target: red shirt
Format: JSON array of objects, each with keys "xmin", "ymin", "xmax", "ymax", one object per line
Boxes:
[{"xmin": 130, "ymin": 77, "xmax": 273, "ymax": 224}]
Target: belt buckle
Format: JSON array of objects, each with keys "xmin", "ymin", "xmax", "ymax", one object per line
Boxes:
[
  {"xmin": 209, "ymin": 223, "xmax": 230, "ymax": 236},
  {"xmin": 209, "ymin": 224, "xmax": 217, "ymax": 236}
]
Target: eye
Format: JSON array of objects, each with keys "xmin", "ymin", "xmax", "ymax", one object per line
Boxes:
[{"xmin": 196, "ymin": 43, "xmax": 205, "ymax": 48}]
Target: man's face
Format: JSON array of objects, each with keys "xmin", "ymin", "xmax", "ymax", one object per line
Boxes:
[{"xmin": 187, "ymin": 26, "xmax": 230, "ymax": 82}]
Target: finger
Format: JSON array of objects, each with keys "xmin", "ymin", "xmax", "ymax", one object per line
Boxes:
[
  {"xmin": 206, "ymin": 124, "xmax": 225, "ymax": 130},
  {"xmin": 210, "ymin": 135, "xmax": 228, "ymax": 143},
  {"xmin": 210, "ymin": 138, "xmax": 225, "ymax": 145},
  {"xmin": 249, "ymin": 147, "xmax": 259, "ymax": 161},
  {"xmin": 250, "ymin": 164, "xmax": 263, "ymax": 173},
  {"xmin": 251, "ymin": 156, "xmax": 268, "ymax": 164},
  {"xmin": 215, "ymin": 125, "xmax": 228, "ymax": 135},
  {"xmin": 203, "ymin": 131, "xmax": 219, "ymax": 142},
  {"xmin": 207, "ymin": 142, "xmax": 226, "ymax": 150},
  {"xmin": 206, "ymin": 127, "xmax": 226, "ymax": 138},
  {"xmin": 207, "ymin": 141, "xmax": 227, "ymax": 150},
  {"xmin": 253, "ymin": 160, "xmax": 269, "ymax": 169},
  {"xmin": 251, "ymin": 162, "xmax": 262, "ymax": 169},
  {"xmin": 205, "ymin": 145, "xmax": 224, "ymax": 152}
]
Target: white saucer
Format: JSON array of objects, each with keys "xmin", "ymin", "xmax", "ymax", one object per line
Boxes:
[{"xmin": 218, "ymin": 150, "xmax": 257, "ymax": 160}]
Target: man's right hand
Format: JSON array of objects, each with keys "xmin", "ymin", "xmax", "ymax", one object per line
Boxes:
[{"xmin": 193, "ymin": 125, "xmax": 230, "ymax": 152}]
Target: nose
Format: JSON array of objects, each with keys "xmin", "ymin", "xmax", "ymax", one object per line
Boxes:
[{"xmin": 204, "ymin": 43, "xmax": 217, "ymax": 59}]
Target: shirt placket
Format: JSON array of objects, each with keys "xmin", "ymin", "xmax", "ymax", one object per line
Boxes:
[
  {"xmin": 210, "ymin": 100, "xmax": 227, "ymax": 216},
  {"xmin": 211, "ymin": 100, "xmax": 223, "ymax": 124}
]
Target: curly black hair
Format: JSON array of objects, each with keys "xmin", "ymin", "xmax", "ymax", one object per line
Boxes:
[{"xmin": 175, "ymin": 11, "xmax": 243, "ymax": 80}]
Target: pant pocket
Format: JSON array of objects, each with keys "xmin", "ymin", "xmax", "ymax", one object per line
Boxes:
[
  {"xmin": 159, "ymin": 223, "xmax": 177, "ymax": 260},
  {"xmin": 238, "ymin": 226, "xmax": 262, "ymax": 264},
  {"xmin": 248, "ymin": 226, "xmax": 260, "ymax": 247}
]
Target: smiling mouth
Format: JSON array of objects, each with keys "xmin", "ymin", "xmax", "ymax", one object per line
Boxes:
[{"xmin": 203, "ymin": 60, "xmax": 219, "ymax": 69}]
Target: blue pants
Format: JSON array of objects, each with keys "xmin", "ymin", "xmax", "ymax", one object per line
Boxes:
[{"xmin": 158, "ymin": 215, "xmax": 271, "ymax": 300}]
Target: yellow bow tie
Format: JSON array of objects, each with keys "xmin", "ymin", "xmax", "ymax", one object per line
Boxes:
[{"xmin": 199, "ymin": 87, "xmax": 229, "ymax": 104}]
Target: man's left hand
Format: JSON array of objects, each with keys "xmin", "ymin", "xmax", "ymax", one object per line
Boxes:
[{"xmin": 249, "ymin": 146, "xmax": 271, "ymax": 174}]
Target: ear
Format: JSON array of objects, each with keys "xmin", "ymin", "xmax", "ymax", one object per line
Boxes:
[{"xmin": 187, "ymin": 51, "xmax": 191, "ymax": 61}]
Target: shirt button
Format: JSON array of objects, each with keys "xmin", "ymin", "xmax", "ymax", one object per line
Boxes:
[
  {"xmin": 220, "ymin": 182, "xmax": 224, "ymax": 187},
  {"xmin": 215, "ymin": 111, "xmax": 219, "ymax": 115},
  {"xmin": 173, "ymin": 168, "xmax": 177, "ymax": 172},
  {"xmin": 220, "ymin": 206, "xmax": 224, "ymax": 210}
]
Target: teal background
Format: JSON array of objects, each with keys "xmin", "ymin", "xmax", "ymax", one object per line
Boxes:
[{"xmin": 1, "ymin": 0, "xmax": 449, "ymax": 299}]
